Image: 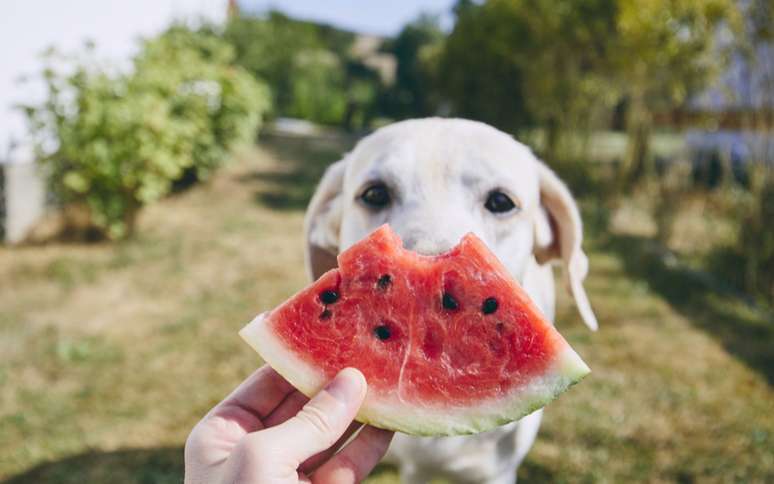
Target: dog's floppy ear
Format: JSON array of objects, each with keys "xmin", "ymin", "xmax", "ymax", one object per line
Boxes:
[
  {"xmin": 533, "ymin": 161, "xmax": 598, "ymax": 331},
  {"xmin": 304, "ymin": 159, "xmax": 347, "ymax": 280}
]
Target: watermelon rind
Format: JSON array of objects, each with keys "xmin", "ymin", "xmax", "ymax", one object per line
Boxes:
[{"xmin": 239, "ymin": 312, "xmax": 590, "ymax": 436}]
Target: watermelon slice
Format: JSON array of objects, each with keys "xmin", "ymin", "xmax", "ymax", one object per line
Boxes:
[{"xmin": 240, "ymin": 225, "xmax": 589, "ymax": 436}]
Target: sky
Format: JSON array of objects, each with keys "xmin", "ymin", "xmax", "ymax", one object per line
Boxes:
[{"xmin": 240, "ymin": 0, "xmax": 457, "ymax": 36}]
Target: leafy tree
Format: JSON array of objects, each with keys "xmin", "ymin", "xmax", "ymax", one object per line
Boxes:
[
  {"xmin": 287, "ymin": 49, "xmax": 347, "ymax": 125},
  {"xmin": 438, "ymin": 0, "xmax": 618, "ymax": 156},
  {"xmin": 438, "ymin": 0, "xmax": 740, "ymax": 165},
  {"xmin": 24, "ymin": 27, "xmax": 269, "ymax": 239},
  {"xmin": 438, "ymin": 1, "xmax": 531, "ymax": 134},
  {"xmin": 612, "ymin": 0, "xmax": 741, "ymax": 183},
  {"xmin": 224, "ymin": 11, "xmax": 381, "ymax": 127},
  {"xmin": 224, "ymin": 12, "xmax": 324, "ymax": 117},
  {"xmin": 342, "ymin": 60, "xmax": 382, "ymax": 130},
  {"xmin": 381, "ymin": 14, "xmax": 445, "ymax": 119}
]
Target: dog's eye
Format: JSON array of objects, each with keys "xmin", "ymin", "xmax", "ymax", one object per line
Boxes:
[
  {"xmin": 485, "ymin": 190, "xmax": 517, "ymax": 214},
  {"xmin": 360, "ymin": 183, "xmax": 391, "ymax": 208}
]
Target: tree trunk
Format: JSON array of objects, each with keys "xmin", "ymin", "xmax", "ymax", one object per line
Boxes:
[
  {"xmin": 622, "ymin": 90, "xmax": 653, "ymax": 188},
  {"xmin": 123, "ymin": 204, "xmax": 140, "ymax": 239}
]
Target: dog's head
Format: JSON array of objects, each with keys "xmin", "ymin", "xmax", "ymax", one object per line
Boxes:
[{"xmin": 303, "ymin": 118, "xmax": 597, "ymax": 330}]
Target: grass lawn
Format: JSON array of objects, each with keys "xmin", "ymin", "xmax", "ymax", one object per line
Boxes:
[{"xmin": 1, "ymin": 135, "xmax": 772, "ymax": 483}]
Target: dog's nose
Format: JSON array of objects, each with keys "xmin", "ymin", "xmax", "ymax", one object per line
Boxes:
[{"xmin": 401, "ymin": 233, "xmax": 459, "ymax": 256}]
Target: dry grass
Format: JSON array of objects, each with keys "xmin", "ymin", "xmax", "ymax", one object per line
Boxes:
[{"xmin": 1, "ymin": 136, "xmax": 772, "ymax": 483}]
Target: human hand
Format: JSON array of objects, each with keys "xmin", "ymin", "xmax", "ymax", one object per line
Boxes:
[{"xmin": 184, "ymin": 365, "xmax": 393, "ymax": 484}]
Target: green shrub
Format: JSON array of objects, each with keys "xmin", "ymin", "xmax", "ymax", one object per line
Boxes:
[
  {"xmin": 286, "ymin": 49, "xmax": 347, "ymax": 125},
  {"xmin": 24, "ymin": 27, "xmax": 270, "ymax": 239}
]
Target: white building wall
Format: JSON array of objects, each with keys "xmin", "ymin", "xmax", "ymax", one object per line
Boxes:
[{"xmin": 3, "ymin": 162, "xmax": 45, "ymax": 243}]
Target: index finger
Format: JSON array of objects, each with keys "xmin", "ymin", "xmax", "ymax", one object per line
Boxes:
[{"xmin": 210, "ymin": 364, "xmax": 296, "ymax": 423}]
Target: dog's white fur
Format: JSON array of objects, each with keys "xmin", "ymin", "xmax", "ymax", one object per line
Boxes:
[{"xmin": 303, "ymin": 118, "xmax": 597, "ymax": 483}]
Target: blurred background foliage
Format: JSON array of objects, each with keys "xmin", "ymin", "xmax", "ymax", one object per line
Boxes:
[{"xmin": 24, "ymin": 0, "xmax": 772, "ymax": 303}]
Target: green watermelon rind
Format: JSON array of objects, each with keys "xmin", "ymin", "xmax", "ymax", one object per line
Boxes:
[{"xmin": 239, "ymin": 312, "xmax": 590, "ymax": 436}]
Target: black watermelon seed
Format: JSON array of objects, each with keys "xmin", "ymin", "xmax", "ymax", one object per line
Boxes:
[
  {"xmin": 319, "ymin": 289, "xmax": 339, "ymax": 305},
  {"xmin": 442, "ymin": 292, "xmax": 459, "ymax": 311},
  {"xmin": 319, "ymin": 309, "xmax": 332, "ymax": 320},
  {"xmin": 482, "ymin": 297, "xmax": 498, "ymax": 315},
  {"xmin": 374, "ymin": 325, "xmax": 391, "ymax": 341},
  {"xmin": 377, "ymin": 274, "xmax": 392, "ymax": 289}
]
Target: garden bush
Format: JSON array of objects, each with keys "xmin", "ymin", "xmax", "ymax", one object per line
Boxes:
[{"xmin": 24, "ymin": 26, "xmax": 270, "ymax": 239}]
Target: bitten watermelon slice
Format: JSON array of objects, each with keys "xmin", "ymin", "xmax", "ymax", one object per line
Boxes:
[{"xmin": 240, "ymin": 225, "xmax": 589, "ymax": 436}]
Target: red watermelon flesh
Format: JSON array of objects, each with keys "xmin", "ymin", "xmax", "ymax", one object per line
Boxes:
[{"xmin": 240, "ymin": 225, "xmax": 590, "ymax": 436}]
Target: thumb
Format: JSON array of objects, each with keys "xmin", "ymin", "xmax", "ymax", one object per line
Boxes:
[{"xmin": 258, "ymin": 368, "xmax": 367, "ymax": 466}]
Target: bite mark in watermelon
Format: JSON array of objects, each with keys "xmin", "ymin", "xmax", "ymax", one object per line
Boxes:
[{"xmin": 240, "ymin": 225, "xmax": 590, "ymax": 436}]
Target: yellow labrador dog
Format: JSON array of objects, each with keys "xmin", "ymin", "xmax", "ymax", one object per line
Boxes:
[{"xmin": 304, "ymin": 118, "xmax": 597, "ymax": 484}]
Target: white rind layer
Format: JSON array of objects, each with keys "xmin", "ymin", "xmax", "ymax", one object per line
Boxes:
[{"xmin": 239, "ymin": 312, "xmax": 590, "ymax": 436}]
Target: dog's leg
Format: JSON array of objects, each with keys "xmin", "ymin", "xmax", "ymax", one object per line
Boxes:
[
  {"xmin": 514, "ymin": 409, "xmax": 543, "ymax": 466},
  {"xmin": 487, "ymin": 412, "xmax": 543, "ymax": 484}
]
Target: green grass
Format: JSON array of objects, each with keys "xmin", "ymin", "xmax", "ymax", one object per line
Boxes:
[{"xmin": 1, "ymin": 135, "xmax": 773, "ymax": 483}]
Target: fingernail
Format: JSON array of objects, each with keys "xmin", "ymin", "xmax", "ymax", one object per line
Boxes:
[{"xmin": 325, "ymin": 368, "xmax": 365, "ymax": 402}]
